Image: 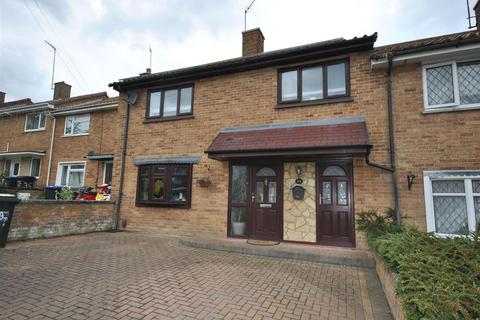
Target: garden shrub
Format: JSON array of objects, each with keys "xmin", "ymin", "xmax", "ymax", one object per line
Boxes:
[{"xmin": 358, "ymin": 209, "xmax": 480, "ymax": 320}]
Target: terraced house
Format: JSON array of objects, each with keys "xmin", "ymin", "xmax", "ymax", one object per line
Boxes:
[
  {"xmin": 0, "ymin": 82, "xmax": 119, "ymax": 193},
  {"xmin": 110, "ymin": 20, "xmax": 480, "ymax": 248}
]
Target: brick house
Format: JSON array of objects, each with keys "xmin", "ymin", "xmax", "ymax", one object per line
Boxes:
[
  {"xmin": 0, "ymin": 82, "xmax": 119, "ymax": 192},
  {"xmin": 110, "ymin": 22, "xmax": 479, "ymax": 248}
]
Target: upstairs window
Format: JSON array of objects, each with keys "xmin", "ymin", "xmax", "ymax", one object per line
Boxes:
[
  {"xmin": 136, "ymin": 164, "xmax": 192, "ymax": 207},
  {"xmin": 278, "ymin": 59, "xmax": 349, "ymax": 104},
  {"xmin": 25, "ymin": 112, "xmax": 46, "ymax": 131},
  {"xmin": 423, "ymin": 60, "xmax": 480, "ymax": 111},
  {"xmin": 147, "ymin": 85, "xmax": 193, "ymax": 119},
  {"xmin": 64, "ymin": 114, "xmax": 90, "ymax": 136}
]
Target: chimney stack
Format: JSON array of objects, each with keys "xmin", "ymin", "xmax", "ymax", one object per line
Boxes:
[
  {"xmin": 242, "ymin": 28, "xmax": 265, "ymax": 56},
  {"xmin": 0, "ymin": 91, "xmax": 5, "ymax": 104},
  {"xmin": 140, "ymin": 68, "xmax": 152, "ymax": 76},
  {"xmin": 53, "ymin": 81, "xmax": 71, "ymax": 100},
  {"xmin": 475, "ymin": 0, "xmax": 480, "ymax": 30}
]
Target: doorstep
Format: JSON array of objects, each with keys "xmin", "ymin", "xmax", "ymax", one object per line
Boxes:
[{"xmin": 178, "ymin": 236, "xmax": 375, "ymax": 268}]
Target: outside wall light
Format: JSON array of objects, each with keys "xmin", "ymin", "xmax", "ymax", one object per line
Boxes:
[{"xmin": 407, "ymin": 175, "xmax": 415, "ymax": 191}]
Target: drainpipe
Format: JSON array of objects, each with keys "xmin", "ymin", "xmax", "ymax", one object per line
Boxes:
[
  {"xmin": 365, "ymin": 54, "xmax": 401, "ymax": 224},
  {"xmin": 46, "ymin": 114, "xmax": 56, "ymax": 186},
  {"xmin": 114, "ymin": 97, "xmax": 130, "ymax": 230}
]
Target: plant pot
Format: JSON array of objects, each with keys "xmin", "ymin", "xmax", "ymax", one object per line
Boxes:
[{"xmin": 232, "ymin": 222, "xmax": 246, "ymax": 236}]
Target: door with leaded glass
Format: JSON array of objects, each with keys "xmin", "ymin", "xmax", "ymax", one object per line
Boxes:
[
  {"xmin": 316, "ymin": 162, "xmax": 354, "ymax": 246},
  {"xmin": 250, "ymin": 165, "xmax": 282, "ymax": 240}
]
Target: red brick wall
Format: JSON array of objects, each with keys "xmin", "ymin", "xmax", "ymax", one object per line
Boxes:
[
  {"xmin": 116, "ymin": 52, "xmax": 395, "ymax": 248},
  {"xmin": 0, "ymin": 113, "xmax": 52, "ymax": 187},
  {"xmin": 48, "ymin": 109, "xmax": 119, "ymax": 189},
  {"xmin": 8, "ymin": 200, "xmax": 115, "ymax": 241},
  {"xmin": 387, "ymin": 63, "xmax": 480, "ymax": 229}
]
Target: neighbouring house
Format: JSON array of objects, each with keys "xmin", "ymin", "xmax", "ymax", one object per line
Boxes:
[
  {"xmin": 371, "ymin": 30, "xmax": 480, "ymax": 236},
  {"xmin": 0, "ymin": 82, "xmax": 119, "ymax": 193},
  {"xmin": 110, "ymin": 18, "xmax": 479, "ymax": 247}
]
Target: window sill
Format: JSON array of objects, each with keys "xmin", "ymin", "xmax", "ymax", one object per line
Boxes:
[
  {"xmin": 24, "ymin": 128, "xmax": 46, "ymax": 133},
  {"xmin": 275, "ymin": 96, "xmax": 354, "ymax": 109},
  {"xmin": 143, "ymin": 115, "xmax": 194, "ymax": 123},
  {"xmin": 135, "ymin": 201, "xmax": 191, "ymax": 208},
  {"xmin": 62, "ymin": 133, "xmax": 90, "ymax": 137},
  {"xmin": 423, "ymin": 104, "xmax": 480, "ymax": 114}
]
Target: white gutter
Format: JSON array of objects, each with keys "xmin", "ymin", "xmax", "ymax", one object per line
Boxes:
[
  {"xmin": 0, "ymin": 102, "xmax": 54, "ymax": 116},
  {"xmin": 45, "ymin": 114, "xmax": 56, "ymax": 186},
  {"xmin": 51, "ymin": 103, "xmax": 118, "ymax": 116},
  {"xmin": 371, "ymin": 43, "xmax": 480, "ymax": 69}
]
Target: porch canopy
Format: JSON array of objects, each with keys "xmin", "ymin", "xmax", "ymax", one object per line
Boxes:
[
  {"xmin": 205, "ymin": 117, "xmax": 371, "ymax": 160},
  {"xmin": 0, "ymin": 150, "xmax": 45, "ymax": 159}
]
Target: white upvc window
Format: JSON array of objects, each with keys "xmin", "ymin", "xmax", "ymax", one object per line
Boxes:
[
  {"xmin": 56, "ymin": 162, "xmax": 86, "ymax": 187},
  {"xmin": 422, "ymin": 60, "xmax": 480, "ymax": 111},
  {"xmin": 424, "ymin": 171, "xmax": 480, "ymax": 236},
  {"xmin": 25, "ymin": 112, "xmax": 46, "ymax": 132},
  {"xmin": 64, "ymin": 114, "xmax": 90, "ymax": 136}
]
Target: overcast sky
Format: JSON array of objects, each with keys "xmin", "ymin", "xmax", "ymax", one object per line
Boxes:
[{"xmin": 0, "ymin": 0, "xmax": 474, "ymax": 102}]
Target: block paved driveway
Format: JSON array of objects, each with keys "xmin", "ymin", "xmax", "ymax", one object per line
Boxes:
[{"xmin": 0, "ymin": 232, "xmax": 392, "ymax": 320}]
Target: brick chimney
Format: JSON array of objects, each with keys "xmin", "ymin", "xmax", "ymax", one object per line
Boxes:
[
  {"xmin": 475, "ymin": 0, "xmax": 480, "ymax": 30},
  {"xmin": 242, "ymin": 28, "xmax": 265, "ymax": 56},
  {"xmin": 53, "ymin": 81, "xmax": 71, "ymax": 100},
  {"xmin": 0, "ymin": 91, "xmax": 5, "ymax": 104}
]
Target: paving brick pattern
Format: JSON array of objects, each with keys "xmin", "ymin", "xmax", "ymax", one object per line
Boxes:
[{"xmin": 0, "ymin": 232, "xmax": 391, "ymax": 320}]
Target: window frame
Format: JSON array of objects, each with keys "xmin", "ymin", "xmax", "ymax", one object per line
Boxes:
[
  {"xmin": 423, "ymin": 170, "xmax": 480, "ymax": 237},
  {"xmin": 146, "ymin": 84, "xmax": 194, "ymax": 120},
  {"xmin": 55, "ymin": 161, "xmax": 86, "ymax": 187},
  {"xmin": 24, "ymin": 112, "xmax": 46, "ymax": 132},
  {"xmin": 135, "ymin": 164, "xmax": 193, "ymax": 208},
  {"xmin": 63, "ymin": 114, "xmax": 91, "ymax": 136},
  {"xmin": 30, "ymin": 158, "xmax": 41, "ymax": 178},
  {"xmin": 277, "ymin": 58, "xmax": 350, "ymax": 105},
  {"xmin": 422, "ymin": 60, "xmax": 480, "ymax": 111},
  {"xmin": 103, "ymin": 161, "xmax": 113, "ymax": 185}
]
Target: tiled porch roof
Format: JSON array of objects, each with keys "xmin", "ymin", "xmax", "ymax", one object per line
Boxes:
[{"xmin": 206, "ymin": 117, "xmax": 371, "ymax": 160}]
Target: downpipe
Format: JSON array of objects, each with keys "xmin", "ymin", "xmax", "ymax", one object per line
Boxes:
[
  {"xmin": 365, "ymin": 54, "xmax": 401, "ymax": 224},
  {"xmin": 114, "ymin": 98, "xmax": 130, "ymax": 230}
]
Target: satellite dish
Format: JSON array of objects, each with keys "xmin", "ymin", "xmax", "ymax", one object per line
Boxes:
[{"xmin": 126, "ymin": 91, "xmax": 138, "ymax": 106}]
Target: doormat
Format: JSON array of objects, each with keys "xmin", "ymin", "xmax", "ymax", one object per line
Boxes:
[{"xmin": 246, "ymin": 239, "xmax": 280, "ymax": 246}]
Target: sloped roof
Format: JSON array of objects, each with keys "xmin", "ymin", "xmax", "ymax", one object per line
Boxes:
[
  {"xmin": 372, "ymin": 30, "xmax": 480, "ymax": 59},
  {"xmin": 206, "ymin": 117, "xmax": 370, "ymax": 160},
  {"xmin": 0, "ymin": 98, "xmax": 33, "ymax": 108},
  {"xmin": 110, "ymin": 33, "xmax": 378, "ymax": 90}
]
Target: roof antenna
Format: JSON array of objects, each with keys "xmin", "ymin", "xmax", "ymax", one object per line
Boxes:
[
  {"xmin": 466, "ymin": 0, "xmax": 477, "ymax": 29},
  {"xmin": 44, "ymin": 40, "xmax": 56, "ymax": 90},
  {"xmin": 244, "ymin": 0, "xmax": 256, "ymax": 31}
]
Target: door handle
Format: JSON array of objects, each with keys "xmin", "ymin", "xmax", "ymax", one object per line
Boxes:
[
  {"xmin": 318, "ymin": 194, "xmax": 322, "ymax": 205},
  {"xmin": 251, "ymin": 193, "xmax": 255, "ymax": 203}
]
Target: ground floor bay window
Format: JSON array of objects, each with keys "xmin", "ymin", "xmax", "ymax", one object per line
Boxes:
[
  {"xmin": 136, "ymin": 164, "xmax": 192, "ymax": 208},
  {"xmin": 424, "ymin": 171, "xmax": 480, "ymax": 236}
]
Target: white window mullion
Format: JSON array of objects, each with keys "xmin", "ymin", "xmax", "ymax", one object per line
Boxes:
[
  {"xmin": 424, "ymin": 175, "xmax": 436, "ymax": 233},
  {"xmin": 465, "ymin": 179, "xmax": 476, "ymax": 233},
  {"xmin": 452, "ymin": 62, "xmax": 460, "ymax": 106}
]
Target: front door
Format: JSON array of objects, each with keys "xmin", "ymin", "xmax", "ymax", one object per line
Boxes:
[
  {"xmin": 250, "ymin": 165, "xmax": 282, "ymax": 240},
  {"xmin": 317, "ymin": 162, "xmax": 354, "ymax": 246}
]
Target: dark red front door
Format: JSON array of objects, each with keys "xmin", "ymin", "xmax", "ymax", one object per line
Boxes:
[
  {"xmin": 250, "ymin": 165, "xmax": 281, "ymax": 240},
  {"xmin": 317, "ymin": 162, "xmax": 354, "ymax": 246}
]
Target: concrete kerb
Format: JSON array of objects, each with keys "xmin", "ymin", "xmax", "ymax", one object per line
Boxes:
[{"xmin": 138, "ymin": 232, "xmax": 375, "ymax": 268}]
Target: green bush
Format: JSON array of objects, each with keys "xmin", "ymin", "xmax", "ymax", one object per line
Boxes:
[
  {"xmin": 56, "ymin": 187, "xmax": 75, "ymax": 200},
  {"xmin": 358, "ymin": 210, "xmax": 480, "ymax": 320}
]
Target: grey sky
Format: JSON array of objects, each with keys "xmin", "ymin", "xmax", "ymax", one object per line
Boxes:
[{"xmin": 0, "ymin": 0, "xmax": 475, "ymax": 102}]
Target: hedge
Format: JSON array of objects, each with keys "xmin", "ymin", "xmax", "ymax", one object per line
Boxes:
[{"xmin": 358, "ymin": 210, "xmax": 480, "ymax": 320}]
